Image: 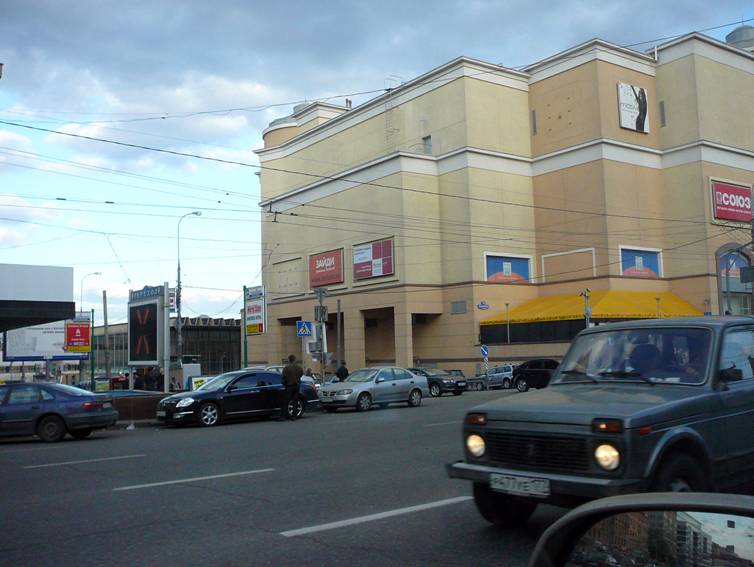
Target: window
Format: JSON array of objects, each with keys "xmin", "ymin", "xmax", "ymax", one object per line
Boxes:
[
  {"xmin": 451, "ymin": 301, "xmax": 467, "ymax": 314},
  {"xmin": 41, "ymin": 389, "xmax": 55, "ymax": 401},
  {"xmin": 544, "ymin": 360, "xmax": 559, "ymax": 370},
  {"xmin": 531, "ymin": 109, "xmax": 537, "ymax": 135},
  {"xmin": 377, "ymin": 369, "xmax": 393, "ymax": 382},
  {"xmin": 719, "ymin": 329, "xmax": 754, "ymax": 381},
  {"xmin": 392, "ymin": 368, "xmax": 410, "ymax": 380},
  {"xmin": 620, "ymin": 248, "xmax": 661, "ymax": 278},
  {"xmin": 422, "ymin": 135, "xmax": 432, "ymax": 154},
  {"xmin": 659, "ymin": 100, "xmax": 666, "ymax": 127},
  {"xmin": 232, "ymin": 374, "xmax": 259, "ymax": 389},
  {"xmin": 485, "ymin": 254, "xmax": 530, "ymax": 283},
  {"xmin": 257, "ymin": 373, "xmax": 281, "ymax": 387},
  {"xmin": 8, "ymin": 386, "xmax": 40, "ymax": 405},
  {"xmin": 0, "ymin": 385, "xmax": 7, "ymax": 403}
]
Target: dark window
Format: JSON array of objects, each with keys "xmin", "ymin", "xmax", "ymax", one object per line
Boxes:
[
  {"xmin": 544, "ymin": 359, "xmax": 559, "ymax": 370},
  {"xmin": 377, "ymin": 369, "xmax": 393, "ymax": 381},
  {"xmin": 531, "ymin": 109, "xmax": 537, "ymax": 135},
  {"xmin": 518, "ymin": 362, "xmax": 530, "ymax": 370},
  {"xmin": 0, "ymin": 385, "xmax": 8, "ymax": 403},
  {"xmin": 40, "ymin": 389, "xmax": 55, "ymax": 401},
  {"xmin": 393, "ymin": 368, "xmax": 410, "ymax": 380},
  {"xmin": 8, "ymin": 386, "xmax": 40, "ymax": 405},
  {"xmin": 719, "ymin": 329, "xmax": 754, "ymax": 381},
  {"xmin": 232, "ymin": 374, "xmax": 259, "ymax": 389},
  {"xmin": 659, "ymin": 100, "xmax": 666, "ymax": 127},
  {"xmin": 258, "ymin": 373, "xmax": 282, "ymax": 387}
]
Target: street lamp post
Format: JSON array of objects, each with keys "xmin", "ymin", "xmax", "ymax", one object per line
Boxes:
[
  {"xmin": 79, "ymin": 272, "xmax": 102, "ymax": 313},
  {"xmin": 177, "ymin": 211, "xmax": 202, "ymax": 374}
]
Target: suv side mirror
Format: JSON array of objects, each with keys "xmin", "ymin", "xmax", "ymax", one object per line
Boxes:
[
  {"xmin": 227, "ymin": 384, "xmax": 238, "ymax": 392},
  {"xmin": 720, "ymin": 367, "xmax": 744, "ymax": 382}
]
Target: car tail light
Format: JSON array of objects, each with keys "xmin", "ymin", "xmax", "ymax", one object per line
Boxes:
[{"xmin": 82, "ymin": 401, "xmax": 103, "ymax": 411}]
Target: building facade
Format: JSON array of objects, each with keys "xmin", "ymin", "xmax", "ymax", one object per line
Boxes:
[{"xmin": 249, "ymin": 31, "xmax": 754, "ymax": 374}]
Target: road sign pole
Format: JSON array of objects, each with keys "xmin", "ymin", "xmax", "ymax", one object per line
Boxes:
[
  {"xmin": 90, "ymin": 308, "xmax": 95, "ymax": 390},
  {"xmin": 242, "ymin": 285, "xmax": 248, "ymax": 368}
]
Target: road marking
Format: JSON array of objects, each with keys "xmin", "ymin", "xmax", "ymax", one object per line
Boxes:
[
  {"xmin": 24, "ymin": 454, "xmax": 146, "ymax": 469},
  {"xmin": 280, "ymin": 496, "xmax": 472, "ymax": 537},
  {"xmin": 0, "ymin": 444, "xmax": 68, "ymax": 455},
  {"xmin": 423, "ymin": 421, "xmax": 461, "ymax": 427},
  {"xmin": 112, "ymin": 468, "xmax": 275, "ymax": 492}
]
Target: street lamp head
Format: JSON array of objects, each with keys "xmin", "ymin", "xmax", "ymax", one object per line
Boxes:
[
  {"xmin": 94, "ymin": 271, "xmax": 102, "ymax": 276},
  {"xmin": 192, "ymin": 211, "xmax": 202, "ymax": 217}
]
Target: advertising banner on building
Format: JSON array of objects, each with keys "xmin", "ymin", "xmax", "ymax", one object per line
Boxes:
[
  {"xmin": 244, "ymin": 285, "xmax": 266, "ymax": 335},
  {"xmin": 4, "ymin": 318, "xmax": 89, "ymax": 361},
  {"xmin": 617, "ymin": 82, "xmax": 649, "ymax": 133},
  {"xmin": 309, "ymin": 249, "xmax": 344, "ymax": 288},
  {"xmin": 485, "ymin": 255, "xmax": 530, "ymax": 283},
  {"xmin": 64, "ymin": 312, "xmax": 91, "ymax": 354},
  {"xmin": 353, "ymin": 239, "xmax": 394, "ymax": 280},
  {"xmin": 621, "ymin": 248, "xmax": 661, "ymax": 278},
  {"xmin": 128, "ymin": 302, "xmax": 159, "ymax": 364},
  {"xmin": 711, "ymin": 180, "xmax": 752, "ymax": 223}
]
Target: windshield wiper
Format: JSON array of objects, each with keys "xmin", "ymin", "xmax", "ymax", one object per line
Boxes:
[
  {"xmin": 598, "ymin": 370, "xmax": 654, "ymax": 386},
  {"xmin": 559, "ymin": 369, "xmax": 599, "ymax": 384}
]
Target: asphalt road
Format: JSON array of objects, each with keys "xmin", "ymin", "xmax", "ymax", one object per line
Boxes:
[{"xmin": 0, "ymin": 390, "xmax": 568, "ymax": 567}]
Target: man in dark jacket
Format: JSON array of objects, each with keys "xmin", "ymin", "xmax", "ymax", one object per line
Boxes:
[
  {"xmin": 278, "ymin": 354, "xmax": 303, "ymax": 421},
  {"xmin": 335, "ymin": 361, "xmax": 349, "ymax": 382}
]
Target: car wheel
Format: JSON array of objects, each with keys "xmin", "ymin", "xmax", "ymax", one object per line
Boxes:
[
  {"xmin": 324, "ymin": 407, "xmax": 338, "ymax": 413},
  {"xmin": 502, "ymin": 378, "xmax": 511, "ymax": 389},
  {"xmin": 356, "ymin": 393, "xmax": 372, "ymax": 412},
  {"xmin": 472, "ymin": 483, "xmax": 537, "ymax": 528},
  {"xmin": 453, "ymin": 391, "xmax": 463, "ymax": 396},
  {"xmin": 651, "ymin": 453, "xmax": 708, "ymax": 492},
  {"xmin": 474, "ymin": 382, "xmax": 484, "ymax": 391},
  {"xmin": 429, "ymin": 383, "xmax": 441, "ymax": 397},
  {"xmin": 70, "ymin": 428, "xmax": 92, "ymax": 440},
  {"xmin": 289, "ymin": 398, "xmax": 305, "ymax": 419},
  {"xmin": 515, "ymin": 378, "xmax": 529, "ymax": 392},
  {"xmin": 408, "ymin": 389, "xmax": 422, "ymax": 407},
  {"xmin": 37, "ymin": 416, "xmax": 66, "ymax": 443},
  {"xmin": 198, "ymin": 402, "xmax": 220, "ymax": 427}
]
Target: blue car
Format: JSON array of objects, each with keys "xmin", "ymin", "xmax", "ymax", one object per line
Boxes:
[
  {"xmin": 156, "ymin": 369, "xmax": 318, "ymax": 427},
  {"xmin": 0, "ymin": 382, "xmax": 118, "ymax": 442}
]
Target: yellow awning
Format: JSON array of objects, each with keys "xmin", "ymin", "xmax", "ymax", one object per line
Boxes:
[{"xmin": 480, "ymin": 291, "xmax": 703, "ymax": 326}]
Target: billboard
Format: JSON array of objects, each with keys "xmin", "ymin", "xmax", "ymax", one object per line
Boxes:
[
  {"xmin": 617, "ymin": 82, "xmax": 649, "ymax": 133},
  {"xmin": 4, "ymin": 318, "xmax": 89, "ymax": 361},
  {"xmin": 128, "ymin": 302, "xmax": 159, "ymax": 364},
  {"xmin": 309, "ymin": 249, "xmax": 344, "ymax": 288},
  {"xmin": 244, "ymin": 285, "xmax": 266, "ymax": 335},
  {"xmin": 64, "ymin": 313, "xmax": 91, "ymax": 354},
  {"xmin": 621, "ymin": 248, "xmax": 660, "ymax": 278},
  {"xmin": 353, "ymin": 239, "xmax": 394, "ymax": 280},
  {"xmin": 711, "ymin": 180, "xmax": 752, "ymax": 223},
  {"xmin": 485, "ymin": 255, "xmax": 530, "ymax": 283}
]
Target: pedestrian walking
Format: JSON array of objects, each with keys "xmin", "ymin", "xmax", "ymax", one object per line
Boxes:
[
  {"xmin": 336, "ymin": 361, "xmax": 349, "ymax": 382},
  {"xmin": 278, "ymin": 354, "xmax": 303, "ymax": 421}
]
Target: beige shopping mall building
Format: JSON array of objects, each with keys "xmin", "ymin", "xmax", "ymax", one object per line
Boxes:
[{"xmin": 247, "ymin": 28, "xmax": 754, "ymax": 375}]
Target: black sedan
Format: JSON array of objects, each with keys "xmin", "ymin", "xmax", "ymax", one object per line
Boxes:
[
  {"xmin": 156, "ymin": 369, "xmax": 318, "ymax": 426},
  {"xmin": 0, "ymin": 382, "xmax": 118, "ymax": 442},
  {"xmin": 511, "ymin": 358, "xmax": 560, "ymax": 392}
]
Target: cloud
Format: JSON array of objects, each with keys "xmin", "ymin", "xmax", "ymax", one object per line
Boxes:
[
  {"xmin": 0, "ymin": 130, "xmax": 32, "ymax": 150},
  {"xmin": 0, "ymin": 226, "xmax": 23, "ymax": 247},
  {"xmin": 0, "ymin": 194, "xmax": 61, "ymax": 221}
]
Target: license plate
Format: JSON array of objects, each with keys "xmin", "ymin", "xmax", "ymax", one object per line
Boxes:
[
  {"xmin": 156, "ymin": 410, "xmax": 166, "ymax": 418},
  {"xmin": 490, "ymin": 473, "xmax": 550, "ymax": 497},
  {"xmin": 103, "ymin": 402, "xmax": 112, "ymax": 408},
  {"xmin": 457, "ymin": 381, "xmax": 467, "ymax": 387}
]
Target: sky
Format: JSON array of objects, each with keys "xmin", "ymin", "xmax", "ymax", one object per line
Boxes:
[{"xmin": 1, "ymin": 0, "xmax": 753, "ymax": 326}]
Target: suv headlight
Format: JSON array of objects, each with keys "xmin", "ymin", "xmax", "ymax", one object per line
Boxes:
[
  {"xmin": 336, "ymin": 389, "xmax": 353, "ymax": 395},
  {"xmin": 442, "ymin": 379, "xmax": 454, "ymax": 384},
  {"xmin": 176, "ymin": 397, "xmax": 195, "ymax": 408},
  {"xmin": 466, "ymin": 434, "xmax": 485, "ymax": 457},
  {"xmin": 595, "ymin": 444, "xmax": 620, "ymax": 471}
]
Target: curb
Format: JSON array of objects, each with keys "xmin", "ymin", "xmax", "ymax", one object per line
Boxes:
[{"xmin": 112, "ymin": 420, "xmax": 159, "ymax": 429}]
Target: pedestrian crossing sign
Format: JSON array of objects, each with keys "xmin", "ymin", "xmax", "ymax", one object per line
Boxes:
[{"xmin": 297, "ymin": 320, "xmax": 314, "ymax": 338}]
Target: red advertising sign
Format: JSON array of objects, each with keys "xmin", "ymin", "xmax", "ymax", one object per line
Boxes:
[
  {"xmin": 309, "ymin": 249, "xmax": 344, "ymax": 288},
  {"xmin": 64, "ymin": 322, "xmax": 91, "ymax": 353},
  {"xmin": 353, "ymin": 238, "xmax": 394, "ymax": 280},
  {"xmin": 712, "ymin": 180, "xmax": 752, "ymax": 222}
]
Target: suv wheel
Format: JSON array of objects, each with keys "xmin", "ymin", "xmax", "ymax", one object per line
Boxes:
[
  {"xmin": 515, "ymin": 378, "xmax": 529, "ymax": 392},
  {"xmin": 652, "ymin": 453, "xmax": 708, "ymax": 492},
  {"xmin": 502, "ymin": 377, "xmax": 511, "ymax": 389},
  {"xmin": 472, "ymin": 483, "xmax": 537, "ymax": 528},
  {"xmin": 429, "ymin": 383, "xmax": 441, "ymax": 397}
]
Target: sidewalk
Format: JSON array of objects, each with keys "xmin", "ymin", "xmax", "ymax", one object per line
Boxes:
[{"xmin": 112, "ymin": 419, "xmax": 159, "ymax": 429}]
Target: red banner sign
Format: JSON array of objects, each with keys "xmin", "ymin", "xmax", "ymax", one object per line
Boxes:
[
  {"xmin": 64, "ymin": 322, "xmax": 91, "ymax": 353},
  {"xmin": 353, "ymin": 239, "xmax": 394, "ymax": 280},
  {"xmin": 309, "ymin": 249, "xmax": 344, "ymax": 288},
  {"xmin": 712, "ymin": 180, "xmax": 752, "ymax": 222}
]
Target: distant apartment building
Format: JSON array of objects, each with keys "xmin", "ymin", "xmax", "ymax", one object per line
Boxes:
[{"xmin": 250, "ymin": 28, "xmax": 754, "ymax": 373}]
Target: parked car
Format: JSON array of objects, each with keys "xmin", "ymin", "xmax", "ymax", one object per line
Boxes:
[
  {"xmin": 0, "ymin": 382, "xmax": 118, "ymax": 442},
  {"xmin": 447, "ymin": 317, "xmax": 754, "ymax": 528},
  {"xmin": 447, "ymin": 369, "xmax": 466, "ymax": 378},
  {"xmin": 318, "ymin": 367, "xmax": 428, "ymax": 412},
  {"xmin": 408, "ymin": 368, "xmax": 467, "ymax": 397},
  {"xmin": 511, "ymin": 358, "xmax": 559, "ymax": 392},
  {"xmin": 467, "ymin": 364, "xmax": 514, "ymax": 390},
  {"xmin": 156, "ymin": 369, "xmax": 317, "ymax": 426}
]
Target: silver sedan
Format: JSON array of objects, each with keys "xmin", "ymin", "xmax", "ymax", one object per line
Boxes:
[{"xmin": 318, "ymin": 367, "xmax": 429, "ymax": 412}]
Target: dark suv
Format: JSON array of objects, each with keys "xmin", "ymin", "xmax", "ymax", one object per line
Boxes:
[
  {"xmin": 511, "ymin": 358, "xmax": 559, "ymax": 392},
  {"xmin": 447, "ymin": 317, "xmax": 754, "ymax": 527},
  {"xmin": 408, "ymin": 368, "xmax": 467, "ymax": 397}
]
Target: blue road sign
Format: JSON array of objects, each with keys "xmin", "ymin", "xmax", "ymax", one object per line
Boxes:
[
  {"xmin": 480, "ymin": 344, "xmax": 489, "ymax": 358},
  {"xmin": 296, "ymin": 320, "xmax": 314, "ymax": 338}
]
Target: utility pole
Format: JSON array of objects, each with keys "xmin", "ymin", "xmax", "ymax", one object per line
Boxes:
[
  {"xmin": 581, "ymin": 288, "xmax": 592, "ymax": 328},
  {"xmin": 103, "ymin": 290, "xmax": 111, "ymax": 382},
  {"xmin": 314, "ymin": 288, "xmax": 328, "ymax": 380},
  {"xmin": 505, "ymin": 302, "xmax": 511, "ymax": 344},
  {"xmin": 90, "ymin": 308, "xmax": 95, "ymax": 390},
  {"xmin": 336, "ymin": 299, "xmax": 342, "ymax": 368},
  {"xmin": 177, "ymin": 211, "xmax": 202, "ymax": 373},
  {"xmin": 242, "ymin": 285, "xmax": 248, "ymax": 368}
]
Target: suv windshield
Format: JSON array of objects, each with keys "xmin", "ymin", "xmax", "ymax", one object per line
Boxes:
[
  {"xmin": 553, "ymin": 327, "xmax": 711, "ymax": 385},
  {"xmin": 344, "ymin": 369, "xmax": 378, "ymax": 383}
]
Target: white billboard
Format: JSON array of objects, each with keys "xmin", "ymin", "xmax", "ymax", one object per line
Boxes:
[
  {"xmin": 617, "ymin": 82, "xmax": 649, "ymax": 133},
  {"xmin": 3, "ymin": 320, "xmax": 86, "ymax": 361}
]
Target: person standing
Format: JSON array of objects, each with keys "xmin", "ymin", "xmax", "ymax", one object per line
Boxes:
[
  {"xmin": 278, "ymin": 354, "xmax": 303, "ymax": 421},
  {"xmin": 336, "ymin": 361, "xmax": 349, "ymax": 382}
]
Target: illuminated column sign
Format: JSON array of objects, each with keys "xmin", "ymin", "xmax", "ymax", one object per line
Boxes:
[{"xmin": 127, "ymin": 285, "xmax": 164, "ymax": 366}]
